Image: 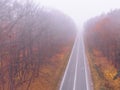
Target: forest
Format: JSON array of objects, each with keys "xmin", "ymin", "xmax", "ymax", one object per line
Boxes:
[
  {"xmin": 84, "ymin": 9, "xmax": 120, "ymax": 90},
  {"xmin": 0, "ymin": 0, "xmax": 77, "ymax": 90}
]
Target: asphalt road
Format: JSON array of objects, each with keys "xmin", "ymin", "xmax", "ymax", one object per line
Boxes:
[{"xmin": 59, "ymin": 34, "xmax": 93, "ymax": 90}]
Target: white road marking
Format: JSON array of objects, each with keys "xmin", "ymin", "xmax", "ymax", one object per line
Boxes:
[{"xmin": 59, "ymin": 35, "xmax": 78, "ymax": 90}]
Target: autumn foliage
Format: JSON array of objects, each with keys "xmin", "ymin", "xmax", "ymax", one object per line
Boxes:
[
  {"xmin": 84, "ymin": 9, "xmax": 120, "ymax": 90},
  {"xmin": 0, "ymin": 0, "xmax": 76, "ymax": 90}
]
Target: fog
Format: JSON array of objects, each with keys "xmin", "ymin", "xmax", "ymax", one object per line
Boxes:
[{"xmin": 35, "ymin": 0, "xmax": 120, "ymax": 28}]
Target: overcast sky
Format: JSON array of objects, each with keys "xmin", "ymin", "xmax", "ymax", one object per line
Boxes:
[{"xmin": 35, "ymin": 0, "xmax": 120, "ymax": 27}]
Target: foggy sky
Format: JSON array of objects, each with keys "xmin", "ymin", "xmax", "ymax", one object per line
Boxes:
[{"xmin": 35, "ymin": 0, "xmax": 120, "ymax": 28}]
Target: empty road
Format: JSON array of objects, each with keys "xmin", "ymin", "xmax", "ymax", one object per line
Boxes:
[{"xmin": 59, "ymin": 34, "xmax": 93, "ymax": 90}]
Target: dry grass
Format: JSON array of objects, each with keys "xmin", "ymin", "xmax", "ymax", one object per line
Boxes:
[
  {"xmin": 17, "ymin": 46, "xmax": 72, "ymax": 90},
  {"xmin": 86, "ymin": 49, "xmax": 120, "ymax": 90}
]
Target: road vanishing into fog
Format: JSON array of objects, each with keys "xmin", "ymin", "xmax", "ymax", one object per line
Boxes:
[{"xmin": 59, "ymin": 33, "xmax": 93, "ymax": 90}]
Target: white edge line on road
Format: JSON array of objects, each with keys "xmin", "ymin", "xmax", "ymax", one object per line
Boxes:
[
  {"xmin": 73, "ymin": 37, "xmax": 80, "ymax": 90},
  {"xmin": 81, "ymin": 34, "xmax": 90, "ymax": 90},
  {"xmin": 59, "ymin": 35, "xmax": 78, "ymax": 90}
]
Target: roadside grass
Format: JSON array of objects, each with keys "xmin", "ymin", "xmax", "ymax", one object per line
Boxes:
[
  {"xmin": 17, "ymin": 45, "xmax": 74, "ymax": 90},
  {"xmin": 86, "ymin": 49, "xmax": 120, "ymax": 90}
]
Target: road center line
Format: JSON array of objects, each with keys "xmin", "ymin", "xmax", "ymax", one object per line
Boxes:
[{"xmin": 73, "ymin": 37, "xmax": 80, "ymax": 90}]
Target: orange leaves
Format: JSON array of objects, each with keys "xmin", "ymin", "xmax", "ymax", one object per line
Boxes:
[
  {"xmin": 23, "ymin": 45, "xmax": 72, "ymax": 90},
  {"xmin": 86, "ymin": 48, "xmax": 120, "ymax": 90}
]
